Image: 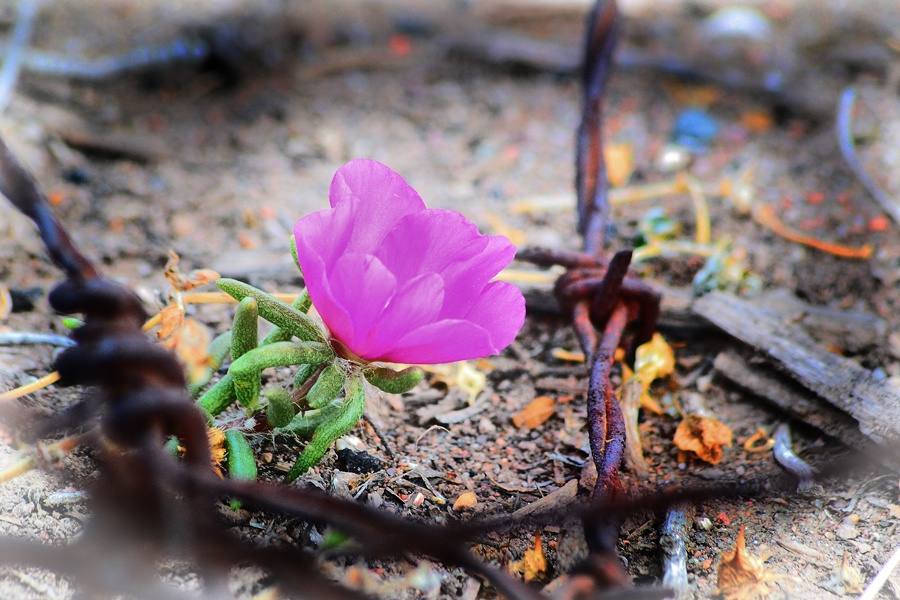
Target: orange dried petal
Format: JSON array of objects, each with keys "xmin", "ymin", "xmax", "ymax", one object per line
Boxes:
[
  {"xmin": 157, "ymin": 304, "xmax": 185, "ymax": 340},
  {"xmin": 511, "ymin": 396, "xmax": 556, "ymax": 429},
  {"xmin": 717, "ymin": 526, "xmax": 782, "ymax": 600},
  {"xmin": 167, "ymin": 318, "xmax": 213, "ymax": 386},
  {"xmin": 510, "ymin": 531, "xmax": 547, "ymax": 582},
  {"xmin": 180, "ymin": 269, "xmax": 220, "ymax": 292},
  {"xmin": 605, "ymin": 143, "xmax": 634, "ymax": 187},
  {"xmin": 673, "ymin": 414, "xmax": 733, "ymax": 464}
]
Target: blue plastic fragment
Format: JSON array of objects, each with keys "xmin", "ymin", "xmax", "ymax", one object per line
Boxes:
[{"xmin": 671, "ymin": 109, "xmax": 719, "ymax": 154}]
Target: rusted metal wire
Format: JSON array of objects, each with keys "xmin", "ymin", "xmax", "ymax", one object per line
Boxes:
[
  {"xmin": 577, "ymin": 0, "xmax": 621, "ymax": 255},
  {"xmin": 519, "ymin": 0, "xmax": 663, "ymax": 591},
  {"xmin": 521, "ymin": 0, "xmax": 660, "ymax": 505}
]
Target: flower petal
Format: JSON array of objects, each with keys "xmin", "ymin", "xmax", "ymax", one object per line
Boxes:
[
  {"xmin": 294, "ymin": 159, "xmax": 526, "ymax": 366},
  {"xmin": 358, "ymin": 273, "xmax": 444, "ymax": 359},
  {"xmin": 461, "ymin": 280, "xmax": 526, "ymax": 351},
  {"xmin": 322, "ymin": 253, "xmax": 397, "ymax": 351},
  {"xmin": 436, "ymin": 235, "xmax": 517, "ymax": 318},
  {"xmin": 375, "ymin": 208, "xmax": 516, "ymax": 317},
  {"xmin": 384, "ymin": 282, "xmax": 524, "ymax": 364},
  {"xmin": 375, "ymin": 209, "xmax": 489, "ymax": 284},
  {"xmin": 329, "ymin": 159, "xmax": 424, "ymax": 254},
  {"xmin": 383, "ymin": 319, "xmax": 497, "ymax": 364}
]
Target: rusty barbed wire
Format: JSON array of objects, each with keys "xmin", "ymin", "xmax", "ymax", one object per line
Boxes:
[{"xmin": 520, "ymin": 0, "xmax": 662, "ymax": 587}]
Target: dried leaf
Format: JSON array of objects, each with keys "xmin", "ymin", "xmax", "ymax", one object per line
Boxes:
[
  {"xmin": 163, "ymin": 250, "xmax": 220, "ymax": 292},
  {"xmin": 616, "ymin": 333, "xmax": 675, "ymax": 473},
  {"xmin": 717, "ymin": 526, "xmax": 782, "ymax": 600},
  {"xmin": 604, "ymin": 143, "xmax": 634, "ymax": 186},
  {"xmin": 511, "ymin": 396, "xmax": 555, "ymax": 429},
  {"xmin": 208, "ymin": 427, "xmax": 227, "ymax": 467},
  {"xmin": 551, "ymin": 348, "xmax": 585, "ymax": 362},
  {"xmin": 836, "ymin": 552, "xmax": 863, "ymax": 595},
  {"xmin": 453, "ymin": 492, "xmax": 478, "ymax": 511},
  {"xmin": 674, "ymin": 414, "xmax": 733, "ymax": 464},
  {"xmin": 175, "ymin": 427, "xmax": 226, "ymax": 475},
  {"xmin": 618, "ymin": 367, "xmax": 651, "ymax": 474},
  {"xmin": 0, "ymin": 286, "xmax": 11, "ymax": 321},
  {"xmin": 634, "ymin": 333, "xmax": 675, "ymax": 386},
  {"xmin": 157, "ymin": 304, "xmax": 185, "ymax": 340},
  {"xmin": 181, "ymin": 269, "xmax": 220, "ymax": 292},
  {"xmin": 510, "ymin": 531, "xmax": 547, "ymax": 582},
  {"xmin": 424, "ymin": 361, "xmax": 487, "ymax": 405},
  {"xmin": 474, "ymin": 358, "xmax": 495, "ymax": 372},
  {"xmin": 163, "ymin": 250, "xmax": 184, "ymax": 289},
  {"xmin": 743, "ymin": 428, "xmax": 775, "ymax": 453},
  {"xmin": 482, "ymin": 211, "xmax": 526, "ymax": 246},
  {"xmin": 164, "ymin": 317, "xmax": 213, "ymax": 386}
]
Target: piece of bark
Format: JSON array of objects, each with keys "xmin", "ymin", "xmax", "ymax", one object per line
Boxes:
[
  {"xmin": 443, "ymin": 29, "xmax": 579, "ymax": 72},
  {"xmin": 713, "ymin": 348, "xmax": 882, "ymax": 458},
  {"xmin": 755, "ymin": 288, "xmax": 885, "ymax": 351},
  {"xmin": 695, "ymin": 291, "xmax": 900, "ymax": 449},
  {"xmin": 512, "ymin": 478, "xmax": 578, "ymax": 519},
  {"xmin": 53, "ymin": 125, "xmax": 167, "ymax": 162}
]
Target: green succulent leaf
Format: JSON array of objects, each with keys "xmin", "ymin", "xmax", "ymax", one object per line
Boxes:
[
  {"xmin": 224, "ymin": 430, "xmax": 258, "ymax": 508},
  {"xmin": 364, "ymin": 365, "xmax": 424, "ymax": 394},
  {"xmin": 293, "ymin": 362, "xmax": 319, "ymax": 389},
  {"xmin": 265, "ymin": 386, "xmax": 295, "ymax": 428},
  {"xmin": 231, "ymin": 297, "xmax": 259, "ymax": 360},
  {"xmin": 229, "ymin": 341, "xmax": 333, "ymax": 409},
  {"xmin": 197, "ymin": 373, "xmax": 237, "ymax": 421},
  {"xmin": 276, "ymin": 398, "xmax": 344, "ymax": 437},
  {"xmin": 307, "ymin": 364, "xmax": 346, "ymax": 409},
  {"xmin": 261, "ymin": 289, "xmax": 312, "ymax": 345},
  {"xmin": 217, "ymin": 278, "xmax": 325, "ymax": 344}
]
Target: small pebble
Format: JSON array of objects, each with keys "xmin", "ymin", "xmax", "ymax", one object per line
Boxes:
[
  {"xmin": 478, "ymin": 416, "xmax": 497, "ymax": 434},
  {"xmin": 335, "ymin": 448, "xmax": 383, "ymax": 474},
  {"xmin": 835, "ymin": 516, "xmax": 860, "ymax": 540},
  {"xmin": 453, "ymin": 491, "xmax": 478, "ymax": 511},
  {"xmin": 656, "ymin": 144, "xmax": 691, "ymax": 172}
]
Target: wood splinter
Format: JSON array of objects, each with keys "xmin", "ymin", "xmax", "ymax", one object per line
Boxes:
[{"xmin": 694, "ymin": 291, "xmax": 900, "ymax": 466}]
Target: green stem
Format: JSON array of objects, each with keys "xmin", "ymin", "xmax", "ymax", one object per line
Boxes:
[
  {"xmin": 229, "ymin": 341, "xmax": 333, "ymax": 408},
  {"xmin": 197, "ymin": 373, "xmax": 237, "ymax": 421},
  {"xmin": 285, "ymin": 376, "xmax": 366, "ymax": 482}
]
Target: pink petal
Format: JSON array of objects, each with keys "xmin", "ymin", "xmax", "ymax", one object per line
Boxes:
[
  {"xmin": 381, "ymin": 320, "xmax": 497, "ymax": 364},
  {"xmin": 376, "ymin": 209, "xmax": 516, "ymax": 317},
  {"xmin": 435, "ymin": 235, "xmax": 517, "ymax": 318},
  {"xmin": 375, "ymin": 209, "xmax": 489, "ymax": 283},
  {"xmin": 328, "ymin": 159, "xmax": 424, "ymax": 254},
  {"xmin": 321, "ymin": 253, "xmax": 397, "ymax": 351},
  {"xmin": 354, "ymin": 273, "xmax": 444, "ymax": 360},
  {"xmin": 382, "ymin": 282, "xmax": 525, "ymax": 364},
  {"xmin": 460, "ymin": 280, "xmax": 526, "ymax": 351}
]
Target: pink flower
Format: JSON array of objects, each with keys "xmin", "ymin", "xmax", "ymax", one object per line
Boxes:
[{"xmin": 293, "ymin": 159, "xmax": 525, "ymax": 364}]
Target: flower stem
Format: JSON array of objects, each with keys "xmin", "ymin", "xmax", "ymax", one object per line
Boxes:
[{"xmin": 285, "ymin": 376, "xmax": 365, "ymax": 482}]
